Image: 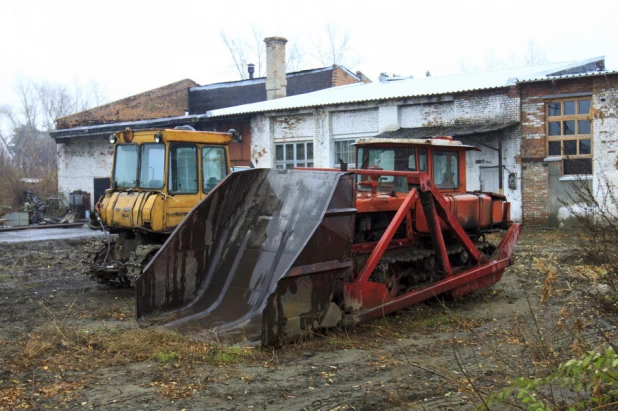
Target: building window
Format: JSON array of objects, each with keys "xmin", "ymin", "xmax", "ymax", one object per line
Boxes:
[
  {"xmin": 334, "ymin": 139, "xmax": 356, "ymax": 168},
  {"xmin": 546, "ymin": 97, "xmax": 592, "ymax": 175},
  {"xmin": 275, "ymin": 142, "xmax": 313, "ymax": 169}
]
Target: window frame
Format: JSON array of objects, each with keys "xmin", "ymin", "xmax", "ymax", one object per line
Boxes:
[
  {"xmin": 138, "ymin": 143, "xmax": 165, "ymax": 189},
  {"xmin": 274, "ymin": 141, "xmax": 314, "ymax": 169},
  {"xmin": 201, "ymin": 145, "xmax": 228, "ymax": 193},
  {"xmin": 545, "ymin": 96, "xmax": 593, "ymax": 175},
  {"xmin": 112, "ymin": 143, "xmax": 138, "ymax": 189},
  {"xmin": 168, "ymin": 142, "xmax": 199, "ymax": 195},
  {"xmin": 432, "ymin": 150, "xmax": 460, "ymax": 190},
  {"xmin": 333, "ymin": 138, "xmax": 357, "ymax": 168}
]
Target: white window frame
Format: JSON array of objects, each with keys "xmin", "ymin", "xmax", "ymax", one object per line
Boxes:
[
  {"xmin": 274, "ymin": 141, "xmax": 314, "ymax": 169},
  {"xmin": 333, "ymin": 138, "xmax": 357, "ymax": 168}
]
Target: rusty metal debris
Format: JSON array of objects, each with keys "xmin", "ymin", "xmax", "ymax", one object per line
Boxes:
[{"xmin": 0, "ymin": 191, "xmax": 78, "ymax": 231}]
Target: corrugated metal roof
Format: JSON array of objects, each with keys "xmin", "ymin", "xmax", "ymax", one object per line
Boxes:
[
  {"xmin": 207, "ymin": 57, "xmax": 609, "ymax": 118},
  {"xmin": 372, "ymin": 122, "xmax": 519, "ymax": 140},
  {"xmin": 519, "ymin": 69, "xmax": 618, "ymax": 83}
]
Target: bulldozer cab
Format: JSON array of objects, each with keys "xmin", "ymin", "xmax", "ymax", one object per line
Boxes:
[
  {"xmin": 354, "ymin": 136, "xmax": 480, "ymax": 194},
  {"xmin": 100, "ymin": 128, "xmax": 232, "ymax": 233}
]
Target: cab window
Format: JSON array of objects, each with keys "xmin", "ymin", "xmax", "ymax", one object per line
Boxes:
[
  {"xmin": 357, "ymin": 146, "xmax": 417, "ymax": 192},
  {"xmin": 169, "ymin": 143, "xmax": 198, "ymax": 194},
  {"xmin": 139, "ymin": 144, "xmax": 165, "ymax": 189},
  {"xmin": 113, "ymin": 144, "xmax": 138, "ymax": 188},
  {"xmin": 433, "ymin": 151, "xmax": 459, "ymax": 189},
  {"xmin": 418, "ymin": 148, "xmax": 427, "ymax": 172},
  {"xmin": 202, "ymin": 146, "xmax": 227, "ymax": 193}
]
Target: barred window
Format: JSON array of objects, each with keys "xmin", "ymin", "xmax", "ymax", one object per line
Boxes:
[
  {"xmin": 275, "ymin": 142, "xmax": 314, "ymax": 169},
  {"xmin": 334, "ymin": 139, "xmax": 356, "ymax": 168},
  {"xmin": 546, "ymin": 97, "xmax": 592, "ymax": 175}
]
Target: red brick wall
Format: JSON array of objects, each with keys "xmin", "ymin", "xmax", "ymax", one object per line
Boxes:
[
  {"xmin": 332, "ymin": 67, "xmax": 370, "ymax": 87},
  {"xmin": 520, "ymin": 78, "xmax": 594, "ymax": 225}
]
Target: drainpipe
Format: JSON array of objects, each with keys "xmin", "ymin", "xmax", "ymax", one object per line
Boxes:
[{"xmin": 498, "ymin": 137, "xmax": 503, "ymax": 194}]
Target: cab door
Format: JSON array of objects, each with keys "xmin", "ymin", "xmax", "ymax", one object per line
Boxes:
[{"xmin": 165, "ymin": 143, "xmax": 201, "ymax": 231}]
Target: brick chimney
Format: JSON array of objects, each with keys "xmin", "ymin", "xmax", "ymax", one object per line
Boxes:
[{"xmin": 264, "ymin": 36, "xmax": 287, "ymax": 100}]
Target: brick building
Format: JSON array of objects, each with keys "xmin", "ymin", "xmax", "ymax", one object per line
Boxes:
[
  {"xmin": 206, "ymin": 57, "xmax": 614, "ymax": 223},
  {"xmin": 519, "ymin": 67, "xmax": 618, "ymax": 225},
  {"xmin": 51, "ymin": 47, "xmax": 617, "ymax": 225}
]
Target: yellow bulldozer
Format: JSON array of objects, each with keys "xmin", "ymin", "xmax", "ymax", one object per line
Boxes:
[{"xmin": 88, "ymin": 127, "xmax": 234, "ymax": 286}]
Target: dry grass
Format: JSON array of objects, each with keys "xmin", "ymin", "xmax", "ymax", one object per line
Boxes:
[
  {"xmin": 8, "ymin": 326, "xmax": 260, "ymax": 371},
  {"xmin": 0, "ymin": 321, "xmax": 263, "ymax": 408}
]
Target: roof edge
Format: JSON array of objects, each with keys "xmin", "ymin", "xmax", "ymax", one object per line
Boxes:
[
  {"xmin": 50, "ymin": 114, "xmax": 207, "ymax": 139},
  {"xmin": 519, "ymin": 69, "xmax": 618, "ymax": 84}
]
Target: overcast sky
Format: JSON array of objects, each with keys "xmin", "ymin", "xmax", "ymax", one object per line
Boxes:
[{"xmin": 2, "ymin": 0, "xmax": 617, "ymax": 112}]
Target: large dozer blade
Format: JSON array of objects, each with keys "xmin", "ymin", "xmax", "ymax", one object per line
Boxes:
[{"xmin": 136, "ymin": 169, "xmax": 355, "ymax": 345}]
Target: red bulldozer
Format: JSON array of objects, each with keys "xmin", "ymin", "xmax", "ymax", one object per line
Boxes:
[{"xmin": 135, "ymin": 136, "xmax": 521, "ymax": 345}]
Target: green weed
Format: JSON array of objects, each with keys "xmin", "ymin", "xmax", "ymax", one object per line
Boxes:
[{"xmin": 155, "ymin": 351, "xmax": 180, "ymax": 363}]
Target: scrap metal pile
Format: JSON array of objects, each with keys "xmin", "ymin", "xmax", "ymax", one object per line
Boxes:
[{"xmin": 0, "ymin": 191, "xmax": 77, "ymax": 231}]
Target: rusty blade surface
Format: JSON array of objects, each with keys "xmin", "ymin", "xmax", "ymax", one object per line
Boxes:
[{"xmin": 136, "ymin": 169, "xmax": 343, "ymax": 342}]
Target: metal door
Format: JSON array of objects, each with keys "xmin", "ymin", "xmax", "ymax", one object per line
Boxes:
[
  {"xmin": 93, "ymin": 177, "xmax": 111, "ymax": 205},
  {"xmin": 480, "ymin": 166, "xmax": 499, "ymax": 193}
]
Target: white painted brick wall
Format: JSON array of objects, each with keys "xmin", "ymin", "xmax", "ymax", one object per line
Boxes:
[
  {"xmin": 248, "ymin": 89, "xmax": 523, "ymax": 219},
  {"xmin": 57, "ymin": 136, "xmax": 113, "ymax": 209},
  {"xmin": 378, "ymin": 106, "xmax": 399, "ymax": 132},
  {"xmin": 454, "ymin": 92, "xmax": 519, "ymax": 123},
  {"xmin": 400, "ymin": 102, "xmax": 454, "ymax": 128},
  {"xmin": 250, "ymin": 115, "xmax": 271, "ymax": 167},
  {"xmin": 314, "ymin": 109, "xmax": 331, "ymax": 167},
  {"xmin": 331, "ymin": 109, "xmax": 379, "ymax": 136},
  {"xmin": 593, "ymin": 88, "xmax": 618, "ymax": 209},
  {"xmin": 273, "ymin": 114, "xmax": 314, "ymax": 140}
]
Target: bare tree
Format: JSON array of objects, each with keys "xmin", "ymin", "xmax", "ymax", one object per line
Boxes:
[
  {"xmin": 484, "ymin": 51, "xmax": 502, "ymax": 70},
  {"xmin": 457, "ymin": 41, "xmax": 550, "ymax": 74},
  {"xmin": 0, "ymin": 77, "xmax": 107, "ymax": 207},
  {"xmin": 13, "ymin": 79, "xmax": 39, "ymax": 127},
  {"xmin": 250, "ymin": 26, "xmax": 265, "ymax": 78},
  {"xmin": 220, "ymin": 28, "xmax": 307, "ymax": 79},
  {"xmin": 219, "ymin": 25, "xmax": 272, "ymax": 80},
  {"xmin": 220, "ymin": 23, "xmax": 360, "ymax": 79},
  {"xmin": 220, "ymin": 30, "xmax": 252, "ymax": 80},
  {"xmin": 0, "ymin": 104, "xmax": 15, "ymax": 153},
  {"xmin": 286, "ymin": 41, "xmax": 304, "ymax": 73},
  {"xmin": 312, "ymin": 23, "xmax": 359, "ymax": 68},
  {"xmin": 523, "ymin": 39, "xmax": 548, "ymax": 66},
  {"xmin": 458, "ymin": 58, "xmax": 480, "ymax": 73},
  {"xmin": 36, "ymin": 81, "xmax": 74, "ymax": 131}
]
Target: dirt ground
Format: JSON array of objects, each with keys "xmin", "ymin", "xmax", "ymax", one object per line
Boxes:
[{"xmin": 0, "ymin": 229, "xmax": 615, "ymax": 410}]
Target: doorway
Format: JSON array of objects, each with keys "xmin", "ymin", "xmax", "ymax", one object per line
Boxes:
[
  {"xmin": 93, "ymin": 177, "xmax": 111, "ymax": 206},
  {"xmin": 480, "ymin": 166, "xmax": 499, "ymax": 193}
]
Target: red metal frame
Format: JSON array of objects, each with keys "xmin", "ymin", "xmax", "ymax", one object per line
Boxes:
[
  {"xmin": 296, "ymin": 166, "xmax": 521, "ymax": 319},
  {"xmin": 358, "ymin": 170, "xmax": 519, "ymax": 316},
  {"xmin": 355, "ymin": 188, "xmax": 419, "ymax": 283}
]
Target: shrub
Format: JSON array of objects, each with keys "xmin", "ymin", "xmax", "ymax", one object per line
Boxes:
[{"xmin": 482, "ymin": 346, "xmax": 618, "ymax": 410}]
